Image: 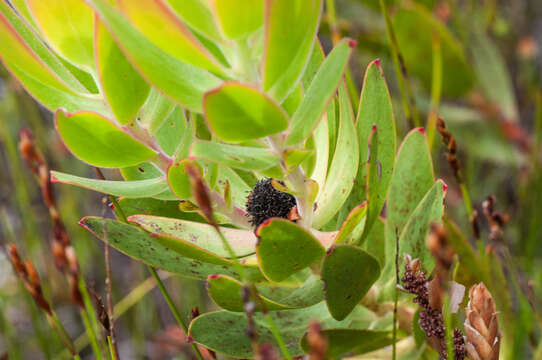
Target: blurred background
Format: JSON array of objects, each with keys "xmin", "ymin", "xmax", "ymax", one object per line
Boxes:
[{"xmin": 1, "ymin": 0, "xmax": 541, "ymax": 358}]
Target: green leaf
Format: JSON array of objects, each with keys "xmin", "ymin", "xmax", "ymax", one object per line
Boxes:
[
  {"xmin": 166, "ymin": 0, "xmax": 223, "ymax": 42},
  {"xmin": 399, "ymin": 179, "xmax": 447, "ymax": 273},
  {"xmin": 26, "ymin": 0, "xmax": 95, "ymax": 70},
  {"xmin": 167, "ymin": 160, "xmax": 194, "ymax": 199},
  {"xmin": 128, "ymin": 214, "xmax": 257, "ymax": 258},
  {"xmin": 335, "ymin": 202, "xmax": 367, "ymax": 244},
  {"xmin": 322, "ymin": 244, "xmax": 381, "ymax": 320},
  {"xmin": 301, "ymin": 41, "xmax": 325, "ymax": 90},
  {"xmin": 120, "ymin": 163, "xmax": 177, "ymax": 200},
  {"xmin": 204, "ymin": 83, "xmax": 289, "ymax": 143},
  {"xmin": 155, "ymin": 107, "xmax": 188, "ymax": 156},
  {"xmin": 356, "ymin": 60, "xmax": 396, "ymax": 241},
  {"xmin": 281, "ymin": 84, "xmax": 303, "ymax": 117},
  {"xmin": 313, "ymin": 84, "xmax": 359, "ymax": 229},
  {"xmin": 257, "ymin": 274, "xmax": 324, "ymax": 308},
  {"xmin": 0, "ymin": 10, "xmax": 107, "ymax": 113},
  {"xmin": 139, "ymin": 88, "xmax": 176, "ymax": 134},
  {"xmin": 0, "ymin": 1, "xmax": 87, "ymax": 93},
  {"xmin": 117, "ymin": 0, "xmax": 226, "ymax": 75},
  {"xmin": 51, "ymin": 171, "xmax": 168, "ymax": 198},
  {"xmin": 300, "ymin": 329, "xmax": 394, "ymax": 357},
  {"xmin": 190, "ymin": 140, "xmax": 281, "ymax": 171},
  {"xmin": 262, "ymin": 0, "xmax": 323, "ymax": 102},
  {"xmin": 95, "ymin": 19, "xmax": 150, "ymax": 124},
  {"xmin": 285, "ymin": 39, "xmax": 354, "ymax": 146},
  {"xmin": 392, "ymin": 4, "xmax": 472, "ymax": 97},
  {"xmin": 55, "ymin": 110, "xmax": 156, "ymax": 167},
  {"xmin": 212, "ymin": 0, "xmax": 263, "ymax": 39},
  {"xmin": 256, "ymin": 218, "xmax": 325, "ymax": 282},
  {"xmin": 284, "ymin": 148, "xmax": 313, "ymax": 173},
  {"xmin": 386, "ymin": 128, "xmax": 434, "ymax": 240},
  {"xmin": 80, "ymin": 217, "xmax": 264, "ymax": 281},
  {"xmin": 86, "ymin": 0, "xmax": 221, "ymax": 111},
  {"xmin": 206, "ymin": 275, "xmax": 289, "ymax": 312}
]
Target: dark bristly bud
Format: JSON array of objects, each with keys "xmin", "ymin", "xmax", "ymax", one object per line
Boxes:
[
  {"xmin": 307, "ymin": 322, "xmax": 328, "ymax": 360},
  {"xmin": 464, "ymin": 283, "xmax": 500, "ymax": 360},
  {"xmin": 185, "ymin": 162, "xmax": 216, "ymax": 227},
  {"xmin": 246, "ymin": 178, "xmax": 296, "ymax": 227},
  {"xmin": 482, "ymin": 195, "xmax": 509, "ymax": 243},
  {"xmin": 89, "ymin": 286, "xmax": 110, "ymax": 334},
  {"xmin": 437, "ymin": 118, "xmax": 462, "ymax": 182},
  {"xmin": 190, "ymin": 306, "xmax": 200, "ymax": 321},
  {"xmin": 454, "ymin": 328, "xmax": 467, "ymax": 360}
]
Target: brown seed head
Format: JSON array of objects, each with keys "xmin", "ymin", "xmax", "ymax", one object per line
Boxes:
[
  {"xmin": 306, "ymin": 322, "xmax": 328, "ymax": 360},
  {"xmin": 464, "ymin": 283, "xmax": 500, "ymax": 360},
  {"xmin": 185, "ymin": 162, "xmax": 215, "ymax": 227}
]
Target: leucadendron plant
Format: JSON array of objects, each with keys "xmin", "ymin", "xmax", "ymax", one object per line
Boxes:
[{"xmin": 0, "ymin": 0, "xmax": 466, "ymax": 357}]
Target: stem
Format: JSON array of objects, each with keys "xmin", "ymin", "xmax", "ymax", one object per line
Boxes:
[
  {"xmin": 379, "ymin": 0, "xmax": 421, "ymax": 128},
  {"xmin": 47, "ymin": 311, "xmax": 79, "ymax": 358},
  {"xmin": 427, "ymin": 33, "xmax": 442, "ymax": 149},
  {"xmin": 459, "ymin": 183, "xmax": 473, "ymax": 218},
  {"xmin": 107, "ymin": 336, "xmax": 117, "ymax": 360},
  {"xmin": 392, "ymin": 228, "xmax": 399, "ymax": 360},
  {"xmin": 264, "ymin": 313, "xmax": 292, "ymax": 360},
  {"xmin": 79, "ymin": 309, "xmax": 103, "ymax": 360},
  {"xmin": 148, "ymin": 267, "xmax": 204, "ymax": 360}
]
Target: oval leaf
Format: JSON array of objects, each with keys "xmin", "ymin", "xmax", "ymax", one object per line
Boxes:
[
  {"xmin": 204, "ymin": 83, "xmax": 289, "ymax": 143},
  {"xmin": 95, "ymin": 19, "xmax": 150, "ymax": 124},
  {"xmin": 206, "ymin": 274, "xmax": 288, "ymax": 312},
  {"xmin": 212, "ymin": 0, "xmax": 263, "ymax": 39},
  {"xmin": 256, "ymin": 218, "xmax": 325, "ymax": 282},
  {"xmin": 322, "ymin": 244, "xmax": 381, "ymax": 320},
  {"xmin": 55, "ymin": 110, "xmax": 156, "ymax": 167}
]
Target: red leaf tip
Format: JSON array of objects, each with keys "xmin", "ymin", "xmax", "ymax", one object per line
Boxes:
[
  {"xmin": 416, "ymin": 127, "xmax": 425, "ymax": 135},
  {"xmin": 208, "ymin": 274, "xmax": 220, "ymax": 280},
  {"xmin": 348, "ymin": 40, "xmax": 357, "ymax": 48},
  {"xmin": 442, "ymin": 181, "xmax": 448, "ymax": 192},
  {"xmin": 374, "ymin": 58, "xmax": 381, "ymax": 66},
  {"xmin": 149, "ymin": 233, "xmax": 159, "ymax": 238},
  {"xmin": 186, "ymin": 336, "xmax": 195, "ymax": 343},
  {"xmin": 50, "ymin": 174, "xmax": 59, "ymax": 183}
]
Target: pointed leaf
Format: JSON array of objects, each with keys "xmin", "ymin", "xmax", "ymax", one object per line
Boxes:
[
  {"xmin": 155, "ymin": 107, "xmax": 188, "ymax": 156},
  {"xmin": 386, "ymin": 128, "xmax": 434, "ymax": 239},
  {"xmin": 85, "ymin": 0, "xmax": 221, "ymax": 111},
  {"xmin": 284, "ymin": 148, "xmax": 313, "ymax": 173},
  {"xmin": 128, "ymin": 214, "xmax": 257, "ymax": 258},
  {"xmin": 262, "ymin": 0, "xmax": 322, "ymax": 101},
  {"xmin": 204, "ymin": 83, "xmax": 289, "ymax": 143},
  {"xmin": 55, "ymin": 110, "xmax": 156, "ymax": 167},
  {"xmin": 313, "ymin": 84, "xmax": 359, "ymax": 228},
  {"xmin": 80, "ymin": 217, "xmax": 264, "ymax": 281},
  {"xmin": 51, "ymin": 171, "xmax": 168, "ymax": 198},
  {"xmin": 117, "ymin": 0, "xmax": 226, "ymax": 75},
  {"xmin": 95, "ymin": 19, "xmax": 150, "ymax": 124},
  {"xmin": 26, "ymin": 0, "xmax": 95, "ymax": 70},
  {"xmin": 256, "ymin": 218, "xmax": 325, "ymax": 282},
  {"xmin": 212, "ymin": 0, "xmax": 263, "ymax": 39},
  {"xmin": 167, "ymin": 160, "xmax": 195, "ymax": 199},
  {"xmin": 285, "ymin": 39, "xmax": 354, "ymax": 146},
  {"xmin": 322, "ymin": 244, "xmax": 381, "ymax": 320},
  {"xmin": 217, "ymin": 166, "xmax": 251, "ymax": 209},
  {"xmin": 357, "ymin": 60, "xmax": 396, "ymax": 240},
  {"xmin": 191, "ymin": 140, "xmax": 281, "ymax": 171},
  {"xmin": 116, "ymin": 197, "xmax": 205, "ymax": 223}
]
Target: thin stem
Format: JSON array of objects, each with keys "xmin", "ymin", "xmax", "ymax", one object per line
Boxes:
[
  {"xmin": 107, "ymin": 337, "xmax": 117, "ymax": 360},
  {"xmin": 392, "ymin": 228, "xmax": 399, "ymax": 360},
  {"xmin": 148, "ymin": 267, "xmax": 204, "ymax": 360},
  {"xmin": 47, "ymin": 311, "xmax": 79, "ymax": 358},
  {"xmin": 459, "ymin": 183, "xmax": 473, "ymax": 218},
  {"xmin": 264, "ymin": 313, "xmax": 292, "ymax": 360},
  {"xmin": 427, "ymin": 33, "xmax": 442, "ymax": 149},
  {"xmin": 79, "ymin": 309, "xmax": 103, "ymax": 360},
  {"xmin": 379, "ymin": 0, "xmax": 421, "ymax": 128}
]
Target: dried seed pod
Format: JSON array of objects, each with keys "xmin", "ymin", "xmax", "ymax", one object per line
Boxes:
[{"xmin": 464, "ymin": 283, "xmax": 500, "ymax": 360}]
